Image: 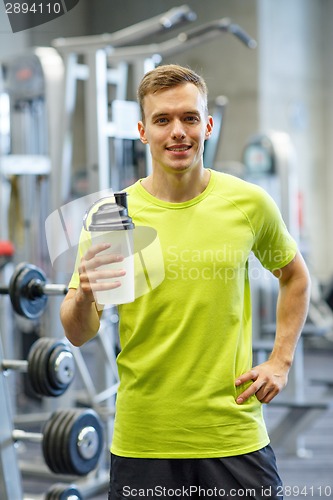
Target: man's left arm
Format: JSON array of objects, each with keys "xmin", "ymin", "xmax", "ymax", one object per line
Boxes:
[{"xmin": 235, "ymin": 251, "xmax": 311, "ymax": 404}]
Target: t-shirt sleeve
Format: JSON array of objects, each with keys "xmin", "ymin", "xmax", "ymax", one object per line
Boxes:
[{"xmin": 251, "ymin": 187, "xmax": 298, "ymax": 271}]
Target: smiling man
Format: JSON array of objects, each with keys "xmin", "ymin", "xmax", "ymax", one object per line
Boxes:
[{"xmin": 61, "ymin": 64, "xmax": 311, "ymax": 499}]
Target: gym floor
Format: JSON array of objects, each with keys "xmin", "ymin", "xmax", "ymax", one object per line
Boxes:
[{"xmin": 21, "ymin": 347, "xmax": 333, "ymax": 500}]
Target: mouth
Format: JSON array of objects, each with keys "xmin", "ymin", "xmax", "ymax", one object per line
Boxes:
[{"xmin": 166, "ymin": 145, "xmax": 192, "ymax": 153}]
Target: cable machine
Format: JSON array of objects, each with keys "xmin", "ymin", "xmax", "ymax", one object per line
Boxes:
[
  {"xmin": 0, "ymin": 47, "xmax": 64, "ymax": 272},
  {"xmin": 51, "ymin": 9, "xmax": 257, "ymax": 213}
]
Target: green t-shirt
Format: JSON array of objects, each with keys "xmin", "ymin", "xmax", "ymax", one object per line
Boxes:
[{"xmin": 69, "ymin": 169, "xmax": 297, "ymax": 458}]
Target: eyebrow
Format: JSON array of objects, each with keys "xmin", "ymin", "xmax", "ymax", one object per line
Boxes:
[{"xmin": 151, "ymin": 110, "xmax": 201, "ymax": 120}]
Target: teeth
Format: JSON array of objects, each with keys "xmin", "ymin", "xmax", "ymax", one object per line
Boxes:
[{"xmin": 168, "ymin": 146, "xmax": 189, "ymax": 151}]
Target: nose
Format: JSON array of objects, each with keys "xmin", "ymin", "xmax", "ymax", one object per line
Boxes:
[{"xmin": 171, "ymin": 120, "xmax": 186, "ymax": 140}]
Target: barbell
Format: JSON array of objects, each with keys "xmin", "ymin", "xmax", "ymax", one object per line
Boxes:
[
  {"xmin": 12, "ymin": 408, "xmax": 104, "ymax": 476},
  {"xmin": 1, "ymin": 337, "xmax": 75, "ymax": 397},
  {"xmin": 0, "ymin": 262, "xmax": 68, "ymax": 319}
]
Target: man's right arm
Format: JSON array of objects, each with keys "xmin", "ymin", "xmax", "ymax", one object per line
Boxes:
[{"xmin": 60, "ymin": 288, "xmax": 101, "ymax": 347}]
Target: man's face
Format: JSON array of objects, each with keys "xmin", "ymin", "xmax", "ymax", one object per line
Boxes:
[{"xmin": 138, "ymin": 83, "xmax": 213, "ymax": 175}]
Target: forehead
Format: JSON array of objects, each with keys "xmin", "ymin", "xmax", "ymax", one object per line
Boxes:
[{"xmin": 143, "ymin": 83, "xmax": 207, "ymax": 119}]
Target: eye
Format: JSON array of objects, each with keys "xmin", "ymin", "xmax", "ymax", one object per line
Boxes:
[
  {"xmin": 185, "ymin": 115, "xmax": 200, "ymax": 123},
  {"xmin": 154, "ymin": 117, "xmax": 168, "ymax": 124}
]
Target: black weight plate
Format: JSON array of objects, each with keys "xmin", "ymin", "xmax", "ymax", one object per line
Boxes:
[
  {"xmin": 42, "ymin": 410, "xmax": 67, "ymax": 474},
  {"xmin": 48, "ymin": 343, "xmax": 75, "ymax": 392},
  {"xmin": 38, "ymin": 340, "xmax": 68, "ymax": 397},
  {"xmin": 58, "ymin": 485, "xmax": 82, "ymax": 500},
  {"xmin": 66, "ymin": 409, "xmax": 104, "ymax": 476},
  {"xmin": 44, "ymin": 484, "xmax": 58, "ymax": 500},
  {"xmin": 27, "ymin": 338, "xmax": 52, "ymax": 396},
  {"xmin": 45, "ymin": 483, "xmax": 82, "ymax": 500},
  {"xmin": 51, "ymin": 410, "xmax": 77, "ymax": 474},
  {"xmin": 42, "ymin": 411, "xmax": 62, "ymax": 474},
  {"xmin": 55, "ymin": 410, "xmax": 79, "ymax": 475},
  {"xmin": 43, "ymin": 410, "xmax": 71, "ymax": 474},
  {"xmin": 30, "ymin": 338, "xmax": 58, "ymax": 397},
  {"xmin": 36, "ymin": 339, "xmax": 58, "ymax": 396},
  {"xmin": 27, "ymin": 339, "xmax": 43, "ymax": 395},
  {"xmin": 55, "ymin": 409, "xmax": 78, "ymax": 475},
  {"xmin": 9, "ymin": 263, "xmax": 29, "ymax": 315},
  {"xmin": 9, "ymin": 262, "xmax": 48, "ymax": 319}
]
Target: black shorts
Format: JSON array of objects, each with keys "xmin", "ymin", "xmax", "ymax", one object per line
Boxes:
[{"xmin": 108, "ymin": 445, "xmax": 283, "ymax": 499}]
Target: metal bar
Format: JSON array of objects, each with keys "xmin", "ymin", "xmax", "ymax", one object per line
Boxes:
[
  {"xmin": 71, "ymin": 347, "xmax": 97, "ymax": 401},
  {"xmin": 52, "ymin": 5, "xmax": 196, "ymax": 52},
  {"xmin": 1, "ymin": 359, "xmax": 27, "ymax": 372},
  {"xmin": 12, "ymin": 429, "xmax": 42, "ymax": 444},
  {"xmin": 84, "ymin": 50, "xmax": 110, "ymax": 193},
  {"xmin": 269, "ymin": 406, "xmax": 328, "ymax": 456},
  {"xmin": 57, "ymin": 52, "xmax": 79, "ymax": 207},
  {"xmin": 14, "ymin": 412, "xmax": 50, "ymax": 427},
  {"xmin": 0, "ymin": 336, "xmax": 24, "ymax": 499},
  {"xmin": 105, "ymin": 18, "xmax": 257, "ymax": 64},
  {"xmin": 203, "ymin": 95, "xmax": 228, "ymax": 168},
  {"xmin": 93, "ymin": 382, "xmax": 119, "ymax": 405},
  {"xmin": 43, "ymin": 284, "xmax": 68, "ymax": 295}
]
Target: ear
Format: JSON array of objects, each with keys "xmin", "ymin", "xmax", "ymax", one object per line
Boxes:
[
  {"xmin": 205, "ymin": 116, "xmax": 214, "ymax": 140},
  {"xmin": 138, "ymin": 121, "xmax": 148, "ymax": 144}
]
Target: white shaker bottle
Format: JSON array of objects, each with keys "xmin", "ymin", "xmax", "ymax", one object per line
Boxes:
[{"xmin": 84, "ymin": 192, "xmax": 135, "ymax": 305}]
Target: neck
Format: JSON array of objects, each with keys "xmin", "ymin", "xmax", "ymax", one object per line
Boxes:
[{"xmin": 142, "ymin": 168, "xmax": 211, "ymax": 203}]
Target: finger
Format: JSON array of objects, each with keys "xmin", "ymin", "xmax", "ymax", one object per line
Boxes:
[
  {"xmin": 82, "ymin": 254, "xmax": 124, "ymax": 275},
  {"xmin": 94, "ymin": 268, "xmax": 126, "ymax": 279},
  {"xmin": 92, "ymin": 253, "xmax": 125, "ymax": 268},
  {"xmin": 257, "ymin": 388, "xmax": 278, "ymax": 404},
  {"xmin": 79, "ymin": 274, "xmax": 124, "ymax": 298},
  {"xmin": 235, "ymin": 370, "xmax": 258, "ymax": 386},
  {"xmin": 236, "ymin": 374, "xmax": 267, "ymax": 404},
  {"xmin": 257, "ymin": 381, "xmax": 282, "ymax": 403},
  {"xmin": 236, "ymin": 383, "xmax": 260, "ymax": 404},
  {"xmin": 85, "ymin": 267, "xmax": 126, "ymax": 285},
  {"xmin": 85, "ymin": 243, "xmax": 111, "ymax": 260},
  {"xmin": 90, "ymin": 280, "xmax": 123, "ymax": 292}
]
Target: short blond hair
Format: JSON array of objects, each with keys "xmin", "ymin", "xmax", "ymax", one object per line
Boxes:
[{"xmin": 137, "ymin": 64, "xmax": 208, "ymax": 122}]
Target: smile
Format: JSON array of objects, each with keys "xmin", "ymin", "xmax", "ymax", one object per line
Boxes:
[{"xmin": 166, "ymin": 145, "xmax": 191, "ymax": 152}]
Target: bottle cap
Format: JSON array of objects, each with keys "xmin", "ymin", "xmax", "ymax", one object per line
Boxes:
[{"xmin": 84, "ymin": 192, "xmax": 135, "ymax": 231}]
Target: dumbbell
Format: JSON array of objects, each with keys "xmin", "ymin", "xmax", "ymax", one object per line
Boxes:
[
  {"xmin": 44, "ymin": 483, "xmax": 83, "ymax": 499},
  {"xmin": 13, "ymin": 408, "xmax": 104, "ymax": 476},
  {"xmin": 0, "ymin": 262, "xmax": 68, "ymax": 319},
  {"xmin": 1, "ymin": 337, "xmax": 75, "ymax": 397}
]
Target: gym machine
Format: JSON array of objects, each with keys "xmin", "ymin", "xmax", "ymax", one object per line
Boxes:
[
  {"xmin": 0, "ymin": 332, "xmax": 104, "ymax": 499},
  {"xmin": 242, "ymin": 132, "xmax": 333, "ymax": 457},
  {"xmin": 1, "ymin": 47, "xmax": 64, "ymax": 268},
  {"xmin": 51, "ymin": 4, "xmax": 198, "ymax": 208},
  {"xmin": 51, "ymin": 8, "xmax": 257, "ymax": 207},
  {"xmin": 0, "ymin": 48, "xmax": 66, "ymax": 401},
  {"xmin": 243, "ymin": 131, "xmax": 333, "ymax": 341},
  {"xmin": 0, "ymin": 261, "xmax": 119, "ymax": 496}
]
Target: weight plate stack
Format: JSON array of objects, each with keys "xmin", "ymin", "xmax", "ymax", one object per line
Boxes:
[
  {"xmin": 27, "ymin": 338, "xmax": 75, "ymax": 397},
  {"xmin": 42, "ymin": 409, "xmax": 104, "ymax": 476},
  {"xmin": 43, "ymin": 410, "xmax": 75, "ymax": 474}
]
